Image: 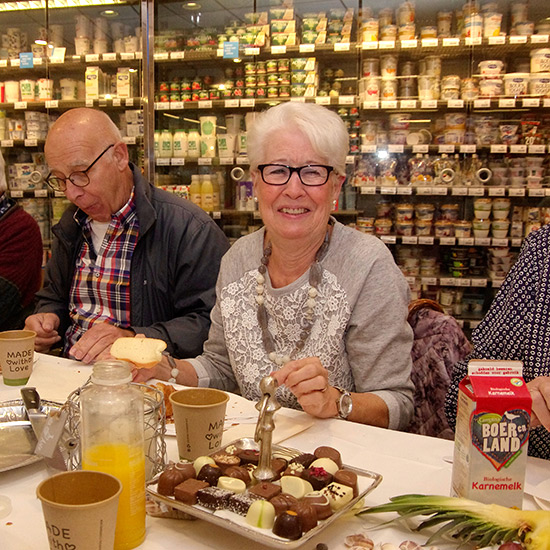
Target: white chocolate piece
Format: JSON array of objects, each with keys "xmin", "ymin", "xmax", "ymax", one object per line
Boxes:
[
  {"xmin": 193, "ymin": 456, "xmax": 215, "ymax": 476},
  {"xmin": 217, "ymin": 476, "xmax": 246, "ymax": 494},
  {"xmin": 310, "ymin": 457, "xmax": 339, "ymax": 475},
  {"xmin": 320, "ymin": 482, "xmax": 353, "ymax": 510},
  {"xmin": 280, "ymin": 476, "xmax": 314, "ymax": 499},
  {"xmin": 245, "ymin": 499, "xmax": 276, "ymax": 529}
]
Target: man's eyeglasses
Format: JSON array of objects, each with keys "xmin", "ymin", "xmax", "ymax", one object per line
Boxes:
[
  {"xmin": 258, "ymin": 164, "xmax": 334, "ymax": 187},
  {"xmin": 45, "ymin": 143, "xmax": 115, "ymax": 192}
]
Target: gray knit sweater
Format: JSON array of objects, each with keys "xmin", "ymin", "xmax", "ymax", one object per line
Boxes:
[{"xmin": 190, "ymin": 220, "xmax": 414, "ymax": 430}]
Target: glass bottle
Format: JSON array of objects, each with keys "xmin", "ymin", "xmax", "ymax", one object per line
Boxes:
[
  {"xmin": 187, "ymin": 130, "xmax": 200, "ymax": 158},
  {"xmin": 80, "ymin": 361, "xmax": 146, "ymax": 550},
  {"xmin": 159, "ymin": 129, "xmax": 173, "ymax": 158},
  {"xmin": 172, "ymin": 129, "xmax": 187, "ymax": 158},
  {"xmin": 200, "ymin": 173, "xmax": 214, "ymax": 212},
  {"xmin": 189, "ymin": 174, "xmax": 202, "ymax": 208}
]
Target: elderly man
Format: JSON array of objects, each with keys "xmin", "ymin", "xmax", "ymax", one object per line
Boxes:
[{"xmin": 25, "ymin": 108, "xmax": 229, "ymax": 363}]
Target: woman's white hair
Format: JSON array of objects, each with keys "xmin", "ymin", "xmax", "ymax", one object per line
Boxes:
[{"xmin": 247, "ymin": 102, "xmax": 349, "ymax": 175}]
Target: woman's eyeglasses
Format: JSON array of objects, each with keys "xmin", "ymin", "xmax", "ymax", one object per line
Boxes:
[
  {"xmin": 258, "ymin": 164, "xmax": 334, "ymax": 187},
  {"xmin": 45, "ymin": 143, "xmax": 115, "ymax": 192}
]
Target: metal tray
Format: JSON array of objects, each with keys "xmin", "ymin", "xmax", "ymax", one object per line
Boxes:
[
  {"xmin": 0, "ymin": 399, "xmax": 61, "ymax": 473},
  {"xmin": 146, "ymin": 438, "xmax": 383, "ymax": 549}
]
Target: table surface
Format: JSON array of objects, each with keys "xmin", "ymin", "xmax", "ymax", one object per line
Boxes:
[{"xmin": 1, "ymin": 354, "xmax": 548, "ymax": 550}]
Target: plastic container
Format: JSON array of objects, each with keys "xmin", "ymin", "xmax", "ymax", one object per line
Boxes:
[
  {"xmin": 81, "ymin": 361, "xmax": 146, "ymax": 550},
  {"xmin": 453, "ymin": 220, "xmax": 472, "ymax": 238},
  {"xmin": 374, "ymin": 218, "xmax": 392, "ymax": 235},
  {"xmin": 472, "ymin": 219, "xmax": 491, "ymax": 238},
  {"xmin": 478, "ymin": 60, "xmax": 504, "ymax": 76},
  {"xmin": 395, "ymin": 203, "xmax": 414, "ymax": 221},
  {"xmin": 479, "ymin": 78, "xmax": 503, "ymax": 97},
  {"xmin": 492, "ymin": 220, "xmax": 510, "ymax": 238},
  {"xmin": 529, "ymin": 73, "xmax": 550, "ymax": 97},
  {"xmin": 434, "ymin": 220, "xmax": 453, "ymax": 237},
  {"xmin": 415, "ymin": 219, "xmax": 433, "ymax": 236},
  {"xmin": 530, "ymin": 49, "xmax": 550, "ymax": 73},
  {"xmin": 503, "ymin": 73, "xmax": 529, "ymax": 96}
]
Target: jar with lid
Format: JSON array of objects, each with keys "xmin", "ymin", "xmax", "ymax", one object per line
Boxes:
[{"xmin": 80, "ymin": 361, "xmax": 145, "ymax": 550}]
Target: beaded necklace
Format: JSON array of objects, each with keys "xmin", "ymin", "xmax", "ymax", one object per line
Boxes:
[{"xmin": 256, "ymin": 221, "xmax": 333, "ymax": 366}]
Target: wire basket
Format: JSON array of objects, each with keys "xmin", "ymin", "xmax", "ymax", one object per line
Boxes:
[{"xmin": 65, "ymin": 382, "xmax": 167, "ymax": 481}]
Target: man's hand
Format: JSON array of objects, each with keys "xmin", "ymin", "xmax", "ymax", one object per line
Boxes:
[
  {"xmin": 527, "ymin": 376, "xmax": 550, "ymax": 431},
  {"xmin": 24, "ymin": 313, "xmax": 61, "ymax": 352},
  {"xmin": 68, "ymin": 323, "xmax": 134, "ymax": 364}
]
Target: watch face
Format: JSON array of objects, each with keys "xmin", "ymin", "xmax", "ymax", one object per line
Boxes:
[{"xmin": 339, "ymin": 393, "xmax": 353, "ymax": 418}]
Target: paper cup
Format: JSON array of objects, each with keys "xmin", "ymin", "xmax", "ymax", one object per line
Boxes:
[
  {"xmin": 169, "ymin": 388, "xmax": 229, "ymax": 460},
  {"xmin": 0, "ymin": 330, "xmax": 36, "ymax": 386},
  {"xmin": 37, "ymin": 471, "xmax": 122, "ymax": 550}
]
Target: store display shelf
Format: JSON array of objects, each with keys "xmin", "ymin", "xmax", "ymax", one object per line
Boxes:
[
  {"xmin": 8, "ymin": 189, "xmax": 49, "ymax": 199},
  {"xmin": 0, "ymin": 98, "xmax": 143, "ymax": 112},
  {"xmin": 202, "ymin": 208, "xmax": 359, "ymax": 218},
  {"xmin": 0, "ymin": 138, "xmax": 45, "ymax": 148},
  {"xmin": 361, "ymin": 97, "xmax": 550, "ymax": 111},
  {"xmin": 358, "ymin": 185, "xmax": 550, "ymax": 198},
  {"xmin": 379, "ymin": 234, "xmax": 523, "ymax": 248},
  {"xmin": 404, "ymin": 273, "xmax": 492, "ymax": 287},
  {"xmin": 360, "ymin": 144, "xmax": 549, "ymax": 155}
]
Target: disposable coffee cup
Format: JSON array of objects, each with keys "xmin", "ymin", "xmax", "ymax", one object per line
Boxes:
[
  {"xmin": 37, "ymin": 470, "xmax": 122, "ymax": 550},
  {"xmin": 0, "ymin": 330, "xmax": 36, "ymax": 386},
  {"xmin": 169, "ymin": 388, "xmax": 229, "ymax": 460}
]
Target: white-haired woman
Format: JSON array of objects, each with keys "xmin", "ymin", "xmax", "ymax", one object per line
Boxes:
[{"xmin": 135, "ymin": 102, "xmax": 414, "ymax": 429}]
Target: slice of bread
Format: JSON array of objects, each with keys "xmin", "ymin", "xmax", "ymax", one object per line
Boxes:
[{"xmin": 110, "ymin": 337, "xmax": 167, "ymax": 369}]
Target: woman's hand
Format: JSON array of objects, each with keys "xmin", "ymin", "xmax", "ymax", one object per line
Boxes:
[
  {"xmin": 271, "ymin": 357, "xmax": 339, "ymax": 419},
  {"xmin": 527, "ymin": 376, "xmax": 550, "ymax": 430},
  {"xmin": 132, "ymin": 355, "xmax": 170, "ymax": 383}
]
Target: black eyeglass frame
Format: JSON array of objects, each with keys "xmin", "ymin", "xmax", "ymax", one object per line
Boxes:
[
  {"xmin": 45, "ymin": 143, "xmax": 115, "ymax": 192},
  {"xmin": 257, "ymin": 163, "xmax": 335, "ymax": 187}
]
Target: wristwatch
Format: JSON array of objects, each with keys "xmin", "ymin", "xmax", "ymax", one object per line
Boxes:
[{"xmin": 334, "ymin": 386, "xmax": 353, "ymax": 419}]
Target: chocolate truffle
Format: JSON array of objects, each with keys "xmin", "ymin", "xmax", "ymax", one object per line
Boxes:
[
  {"xmin": 272, "ymin": 510, "xmax": 302, "ymax": 540},
  {"xmin": 196, "ymin": 486, "xmax": 232, "ymax": 510},
  {"xmin": 289, "ymin": 453, "xmax": 315, "ymax": 468},
  {"xmin": 174, "ymin": 478, "xmax": 209, "ymax": 505},
  {"xmin": 303, "ymin": 491, "xmax": 333, "ymax": 520},
  {"xmin": 302, "ymin": 466, "xmax": 333, "ymax": 490},
  {"xmin": 334, "ymin": 469, "xmax": 358, "ymax": 497},
  {"xmin": 320, "ymin": 482, "xmax": 354, "ymax": 510},
  {"xmin": 217, "ymin": 476, "xmax": 246, "ymax": 494},
  {"xmin": 238, "ymin": 448, "xmax": 260, "ymax": 465},
  {"xmin": 314, "ymin": 446, "xmax": 342, "ymax": 468},
  {"xmin": 289, "ymin": 501, "xmax": 318, "ymax": 533},
  {"xmin": 193, "ymin": 455, "xmax": 216, "ymax": 476},
  {"xmin": 224, "ymin": 465, "xmax": 251, "ymax": 486},
  {"xmin": 249, "ymin": 481, "xmax": 281, "ymax": 500},
  {"xmin": 270, "ymin": 493, "xmax": 298, "ymax": 516},
  {"xmin": 271, "ymin": 457, "xmax": 288, "ymax": 480},
  {"xmin": 246, "ymin": 499, "xmax": 276, "ymax": 528},
  {"xmin": 211, "ymin": 451, "xmax": 241, "ymax": 472},
  {"xmin": 157, "ymin": 462, "xmax": 195, "ymax": 496},
  {"xmin": 309, "ymin": 457, "xmax": 339, "ymax": 475},
  {"xmin": 227, "ymin": 492, "xmax": 262, "ymax": 516},
  {"xmin": 283, "ymin": 462, "xmax": 305, "ymax": 477},
  {"xmin": 280, "ymin": 476, "xmax": 313, "ymax": 499},
  {"xmin": 197, "ymin": 463, "xmax": 223, "ymax": 486}
]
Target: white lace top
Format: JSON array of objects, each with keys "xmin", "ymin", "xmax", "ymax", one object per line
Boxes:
[{"xmin": 190, "ymin": 220, "xmax": 415, "ymax": 430}]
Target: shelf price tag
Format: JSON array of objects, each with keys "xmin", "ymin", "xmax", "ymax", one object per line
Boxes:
[
  {"xmin": 112, "ymin": 98, "xmax": 121, "ymax": 107},
  {"xmin": 316, "ymin": 96, "xmax": 331, "ymax": 105},
  {"xmin": 10, "ymin": 190, "xmax": 23, "ymax": 198},
  {"xmin": 488, "ymin": 187, "xmax": 505, "ymax": 196},
  {"xmin": 224, "ymin": 99, "xmax": 239, "ymax": 108},
  {"xmin": 10, "ymin": 58, "xmax": 20, "ymax": 67},
  {"xmin": 417, "ymin": 187, "xmax": 432, "ymax": 195},
  {"xmin": 334, "ymin": 42, "xmax": 350, "ymax": 51},
  {"xmin": 460, "ymin": 144, "xmax": 476, "ymax": 153},
  {"xmin": 522, "ymin": 98, "xmax": 540, "ymax": 108},
  {"xmin": 400, "ymin": 99, "xmax": 417, "ymax": 109},
  {"xmin": 299, "ymin": 44, "xmax": 315, "ymax": 53},
  {"xmin": 528, "ymin": 145, "xmax": 546, "ymax": 154},
  {"xmin": 253, "ymin": 211, "xmax": 262, "ymax": 219},
  {"xmin": 171, "ymin": 51, "xmax": 185, "ymax": 59},
  {"xmin": 220, "ymin": 157, "xmax": 233, "ymax": 165},
  {"xmin": 361, "ymin": 144, "xmax": 377, "ymax": 153},
  {"xmin": 458, "ymin": 278, "xmax": 472, "ymax": 287},
  {"xmin": 492, "ymin": 238, "xmax": 509, "ymax": 247},
  {"xmin": 544, "ymin": 98, "xmax": 550, "ymax": 108},
  {"xmin": 244, "ymin": 47, "xmax": 260, "ymax": 56},
  {"xmin": 509, "ymin": 35, "xmax": 528, "ymax": 44},
  {"xmin": 508, "ymin": 188, "xmax": 525, "ymax": 197},
  {"xmin": 24, "ymin": 139, "xmax": 37, "ymax": 147},
  {"xmin": 102, "ymin": 53, "xmax": 117, "ymax": 61},
  {"xmin": 396, "ymin": 187, "xmax": 413, "ymax": 195},
  {"xmin": 378, "ymin": 40, "xmax": 395, "ymax": 50},
  {"xmin": 361, "ymin": 41, "xmax": 378, "ymax": 50},
  {"xmin": 488, "ymin": 36, "xmax": 506, "ymax": 45},
  {"xmin": 153, "ymin": 52, "xmax": 169, "ymax": 60},
  {"xmin": 380, "ymin": 186, "xmax": 397, "ymax": 194},
  {"xmin": 438, "ymin": 145, "xmax": 455, "ymax": 153},
  {"xmin": 14, "ymin": 102, "xmax": 27, "ymax": 110},
  {"xmin": 474, "ymin": 99, "xmax": 491, "ymax": 108},
  {"xmin": 458, "ymin": 237, "xmax": 474, "ymax": 246},
  {"xmin": 440, "ymin": 278, "xmax": 456, "ymax": 286},
  {"xmin": 421, "ymin": 38, "xmax": 438, "ymax": 48},
  {"xmin": 45, "ymin": 100, "xmax": 59, "ymax": 108},
  {"xmin": 469, "ymin": 187, "xmax": 485, "ymax": 196},
  {"xmin": 418, "ymin": 237, "xmax": 434, "ymax": 245},
  {"xmin": 170, "ymin": 101, "xmax": 184, "ymax": 110},
  {"xmin": 421, "ymin": 100, "xmax": 438, "ymax": 109},
  {"xmin": 236, "ymin": 155, "xmax": 249, "ymax": 164},
  {"xmin": 1, "ymin": 140, "xmax": 14, "ymax": 148},
  {"xmin": 511, "ymin": 238, "xmax": 523, "ymax": 247},
  {"xmin": 123, "ymin": 137, "xmax": 136, "ymax": 145},
  {"xmin": 125, "ymin": 98, "xmax": 135, "ymax": 106},
  {"xmin": 345, "ymin": 155, "xmax": 355, "ymax": 164},
  {"xmin": 528, "ymin": 188, "xmax": 545, "ymax": 197},
  {"xmin": 400, "ymin": 39, "xmax": 418, "ymax": 49},
  {"xmin": 240, "ymin": 98, "xmax": 255, "ymax": 108},
  {"xmin": 531, "ymin": 34, "xmax": 549, "ymax": 44},
  {"xmin": 451, "ymin": 187, "xmax": 468, "ymax": 196},
  {"xmin": 0, "ymin": 60, "xmax": 7, "ymax": 67},
  {"xmin": 135, "ymin": 51, "xmax": 143, "ymax": 59},
  {"xmin": 85, "ymin": 54, "xmax": 100, "ymax": 62},
  {"xmin": 198, "ymin": 100, "xmax": 213, "ymax": 109},
  {"xmin": 380, "ymin": 235, "xmax": 397, "ymax": 245},
  {"xmin": 171, "ymin": 158, "xmax": 185, "ymax": 166},
  {"xmin": 198, "ymin": 157, "xmax": 213, "ymax": 165},
  {"xmin": 271, "ymin": 46, "xmax": 286, "ymax": 54},
  {"xmin": 412, "ymin": 144, "xmax": 429, "ymax": 153},
  {"xmin": 490, "ymin": 144, "xmax": 507, "ymax": 153},
  {"xmin": 35, "ymin": 189, "xmax": 48, "ymax": 198},
  {"xmin": 432, "ymin": 186, "xmax": 448, "ymax": 195},
  {"xmin": 475, "ymin": 237, "xmax": 491, "ymax": 246},
  {"xmin": 120, "ymin": 52, "xmax": 135, "ymax": 60},
  {"xmin": 156, "ymin": 102, "xmax": 170, "ymax": 110},
  {"xmin": 86, "ymin": 99, "xmax": 94, "ymax": 107},
  {"xmin": 547, "ymin": 189, "xmax": 550, "ymax": 197},
  {"xmin": 34, "ymin": 57, "xmax": 43, "ymax": 65},
  {"xmin": 510, "ymin": 144, "xmax": 527, "ymax": 154},
  {"xmin": 498, "ymin": 98, "xmax": 515, "ymax": 109},
  {"xmin": 156, "ymin": 158, "xmax": 170, "ymax": 166},
  {"xmin": 471, "ymin": 278, "xmax": 488, "ymax": 287},
  {"xmin": 339, "ymin": 96, "xmax": 355, "ymax": 105},
  {"xmin": 447, "ymin": 99, "xmax": 464, "ymax": 108},
  {"xmin": 402, "ymin": 236, "xmax": 417, "ymax": 245},
  {"xmin": 362, "ymin": 100, "xmax": 379, "ymax": 109},
  {"xmin": 213, "ymin": 211, "xmax": 222, "ymax": 219},
  {"xmin": 388, "ymin": 144, "xmax": 404, "ymax": 153},
  {"xmin": 360, "ymin": 186, "xmax": 376, "ymax": 194},
  {"xmin": 440, "ymin": 237, "xmax": 455, "ymax": 245},
  {"xmin": 380, "ymin": 100, "xmax": 397, "ymax": 109},
  {"xmin": 420, "ymin": 276, "xmax": 437, "ymax": 285},
  {"xmin": 442, "ymin": 37, "xmax": 460, "ymax": 47}
]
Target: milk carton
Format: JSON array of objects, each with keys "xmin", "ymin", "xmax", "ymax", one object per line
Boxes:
[{"xmin": 451, "ymin": 360, "xmax": 531, "ymax": 508}]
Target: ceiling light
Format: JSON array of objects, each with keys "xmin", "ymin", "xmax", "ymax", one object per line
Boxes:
[
  {"xmin": 182, "ymin": 1, "xmax": 201, "ymax": 10},
  {"xmin": 100, "ymin": 9, "xmax": 119, "ymax": 16},
  {"xmin": 35, "ymin": 39, "xmax": 48, "ymax": 45}
]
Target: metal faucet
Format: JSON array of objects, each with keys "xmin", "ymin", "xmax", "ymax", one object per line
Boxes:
[{"xmin": 253, "ymin": 376, "xmax": 281, "ymax": 482}]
